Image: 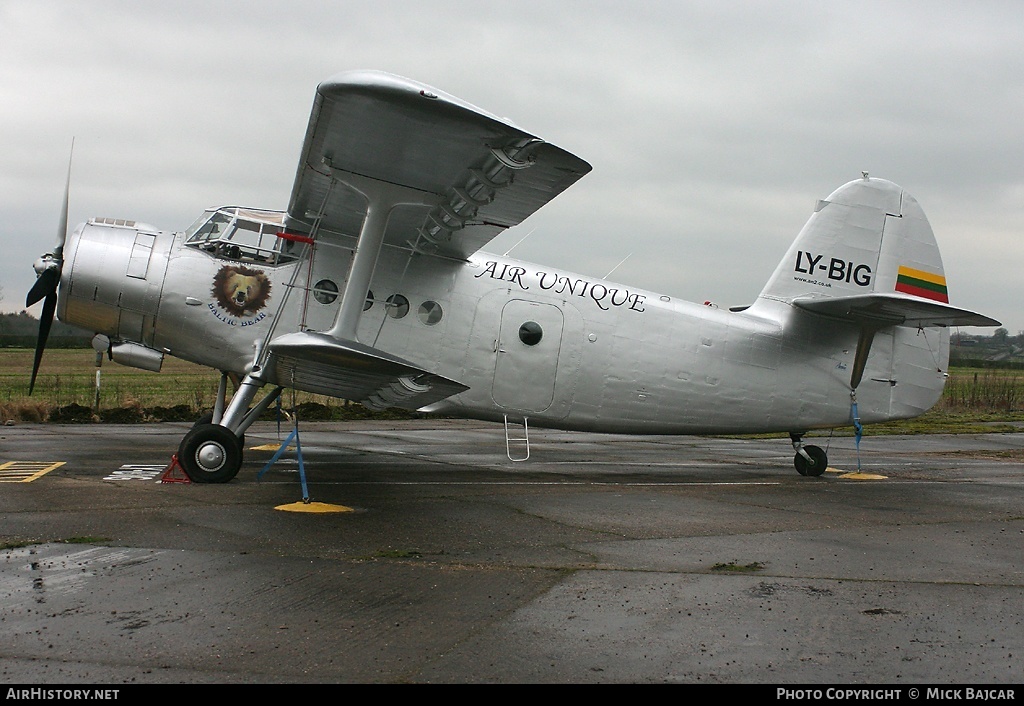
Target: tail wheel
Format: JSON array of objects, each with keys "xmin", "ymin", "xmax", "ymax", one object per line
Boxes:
[
  {"xmin": 178, "ymin": 423, "xmax": 243, "ymax": 483},
  {"xmin": 794, "ymin": 444, "xmax": 828, "ymax": 477}
]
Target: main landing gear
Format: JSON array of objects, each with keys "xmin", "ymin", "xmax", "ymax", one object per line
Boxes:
[
  {"xmin": 789, "ymin": 432, "xmax": 827, "ymax": 477},
  {"xmin": 175, "ymin": 370, "xmax": 283, "ymax": 483},
  {"xmin": 178, "ymin": 423, "xmax": 243, "ymax": 483}
]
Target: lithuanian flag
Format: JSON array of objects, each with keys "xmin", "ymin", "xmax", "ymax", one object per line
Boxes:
[{"xmin": 895, "ymin": 265, "xmax": 948, "ymax": 303}]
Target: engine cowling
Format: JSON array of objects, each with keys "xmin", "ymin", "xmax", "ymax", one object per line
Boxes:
[{"xmin": 58, "ymin": 217, "xmax": 172, "ymax": 347}]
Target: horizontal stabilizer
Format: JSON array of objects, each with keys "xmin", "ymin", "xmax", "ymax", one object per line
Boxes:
[
  {"xmin": 263, "ymin": 331, "xmax": 468, "ymax": 411},
  {"xmin": 792, "ymin": 293, "xmax": 1000, "ymax": 328}
]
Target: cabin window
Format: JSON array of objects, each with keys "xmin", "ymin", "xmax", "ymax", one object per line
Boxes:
[
  {"xmin": 519, "ymin": 321, "xmax": 543, "ymax": 346},
  {"xmin": 418, "ymin": 301, "xmax": 443, "ymax": 325},
  {"xmin": 312, "ymin": 279, "xmax": 338, "ymax": 305},
  {"xmin": 385, "ymin": 294, "xmax": 409, "ymax": 319},
  {"xmin": 364, "ymin": 290, "xmax": 375, "ymax": 311}
]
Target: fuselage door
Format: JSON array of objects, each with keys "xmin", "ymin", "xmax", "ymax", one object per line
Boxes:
[{"xmin": 492, "ymin": 299, "xmax": 563, "ymax": 413}]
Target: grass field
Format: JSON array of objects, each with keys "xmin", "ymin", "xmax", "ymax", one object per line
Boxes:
[
  {"xmin": 2, "ymin": 348, "xmax": 217, "ymax": 407},
  {"xmin": 0, "ymin": 348, "xmax": 379, "ymax": 423},
  {"xmin": 2, "ymin": 348, "xmax": 1023, "ymax": 431}
]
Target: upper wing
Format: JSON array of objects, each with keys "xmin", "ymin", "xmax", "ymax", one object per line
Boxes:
[
  {"xmin": 792, "ymin": 293, "xmax": 1000, "ymax": 328},
  {"xmin": 284, "ymin": 70, "xmax": 592, "ymax": 259}
]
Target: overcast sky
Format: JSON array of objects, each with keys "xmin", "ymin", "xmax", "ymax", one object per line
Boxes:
[{"xmin": 2, "ymin": 0, "xmax": 1020, "ymax": 335}]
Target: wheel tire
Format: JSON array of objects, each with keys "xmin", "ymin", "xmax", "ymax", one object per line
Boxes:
[
  {"xmin": 794, "ymin": 444, "xmax": 828, "ymax": 477},
  {"xmin": 193, "ymin": 412, "xmax": 243, "ymax": 446},
  {"xmin": 178, "ymin": 423, "xmax": 243, "ymax": 483}
]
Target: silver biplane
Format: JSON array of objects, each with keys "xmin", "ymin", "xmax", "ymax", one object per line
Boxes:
[{"xmin": 27, "ymin": 70, "xmax": 999, "ymax": 482}]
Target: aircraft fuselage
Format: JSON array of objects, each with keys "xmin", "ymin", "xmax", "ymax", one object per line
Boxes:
[{"xmin": 56, "ymin": 213, "xmax": 947, "ymax": 436}]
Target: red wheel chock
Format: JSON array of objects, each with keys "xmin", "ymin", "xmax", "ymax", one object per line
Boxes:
[{"xmin": 160, "ymin": 454, "xmax": 192, "ymax": 484}]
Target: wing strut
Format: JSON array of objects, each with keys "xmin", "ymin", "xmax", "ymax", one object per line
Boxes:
[{"xmin": 324, "ymin": 168, "xmax": 434, "ymax": 341}]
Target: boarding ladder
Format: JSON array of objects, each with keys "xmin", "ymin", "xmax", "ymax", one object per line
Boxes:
[{"xmin": 504, "ymin": 414, "xmax": 530, "ymax": 462}]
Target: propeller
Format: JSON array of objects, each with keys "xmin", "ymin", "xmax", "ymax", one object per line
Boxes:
[{"xmin": 27, "ymin": 140, "xmax": 73, "ymax": 395}]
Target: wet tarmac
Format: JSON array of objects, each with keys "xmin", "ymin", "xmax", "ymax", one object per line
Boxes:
[{"xmin": 1, "ymin": 419, "xmax": 1023, "ymax": 684}]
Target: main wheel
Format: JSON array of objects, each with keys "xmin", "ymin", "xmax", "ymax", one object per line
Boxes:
[
  {"xmin": 794, "ymin": 444, "xmax": 828, "ymax": 477},
  {"xmin": 178, "ymin": 423, "xmax": 243, "ymax": 483},
  {"xmin": 193, "ymin": 412, "xmax": 244, "ymax": 445}
]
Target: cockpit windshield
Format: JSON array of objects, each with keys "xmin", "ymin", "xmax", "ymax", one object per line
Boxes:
[{"xmin": 184, "ymin": 207, "xmax": 301, "ymax": 265}]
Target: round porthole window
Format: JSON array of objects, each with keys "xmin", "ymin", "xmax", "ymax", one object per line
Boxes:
[
  {"xmin": 418, "ymin": 300, "xmax": 443, "ymax": 325},
  {"xmin": 385, "ymin": 294, "xmax": 409, "ymax": 318},
  {"xmin": 519, "ymin": 321, "xmax": 543, "ymax": 346},
  {"xmin": 312, "ymin": 279, "xmax": 338, "ymax": 305},
  {"xmin": 364, "ymin": 289, "xmax": 374, "ymax": 311}
]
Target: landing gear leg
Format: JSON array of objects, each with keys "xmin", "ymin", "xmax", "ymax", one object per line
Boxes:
[
  {"xmin": 790, "ymin": 432, "xmax": 827, "ymax": 477},
  {"xmin": 177, "ymin": 371, "xmax": 281, "ymax": 484}
]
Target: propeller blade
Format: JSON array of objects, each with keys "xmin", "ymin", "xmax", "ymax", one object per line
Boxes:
[
  {"xmin": 26, "ymin": 267, "xmax": 60, "ymax": 307},
  {"xmin": 27, "ymin": 139, "xmax": 75, "ymax": 395},
  {"xmin": 56, "ymin": 138, "xmax": 74, "ymax": 252},
  {"xmin": 29, "ymin": 291, "xmax": 57, "ymax": 395}
]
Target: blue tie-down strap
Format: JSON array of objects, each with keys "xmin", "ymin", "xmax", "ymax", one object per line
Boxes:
[
  {"xmin": 850, "ymin": 401, "xmax": 863, "ymax": 471},
  {"xmin": 258, "ymin": 426, "xmax": 310, "ymax": 500}
]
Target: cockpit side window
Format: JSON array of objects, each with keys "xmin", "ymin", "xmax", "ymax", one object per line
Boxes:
[{"xmin": 183, "ymin": 208, "xmax": 298, "ymax": 266}]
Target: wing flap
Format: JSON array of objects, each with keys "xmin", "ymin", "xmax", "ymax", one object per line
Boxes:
[
  {"xmin": 263, "ymin": 331, "xmax": 468, "ymax": 411},
  {"xmin": 285, "ymin": 70, "xmax": 591, "ymax": 259},
  {"xmin": 793, "ymin": 293, "xmax": 1000, "ymax": 328}
]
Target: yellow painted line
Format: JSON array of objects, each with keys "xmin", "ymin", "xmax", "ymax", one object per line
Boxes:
[
  {"xmin": 250, "ymin": 443, "xmax": 296, "ymax": 451},
  {"xmin": 274, "ymin": 501, "xmax": 354, "ymax": 514},
  {"xmin": 0, "ymin": 461, "xmax": 66, "ymax": 483},
  {"xmin": 826, "ymin": 467, "xmax": 888, "ymax": 480}
]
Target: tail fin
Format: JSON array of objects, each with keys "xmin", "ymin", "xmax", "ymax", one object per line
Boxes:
[{"xmin": 757, "ymin": 176, "xmax": 998, "ymax": 329}]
